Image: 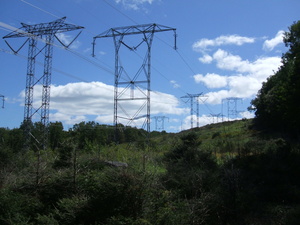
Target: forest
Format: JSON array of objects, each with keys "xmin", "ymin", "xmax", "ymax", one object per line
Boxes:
[{"xmin": 0, "ymin": 21, "xmax": 300, "ymax": 224}]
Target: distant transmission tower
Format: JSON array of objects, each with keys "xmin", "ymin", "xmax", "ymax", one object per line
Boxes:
[
  {"xmin": 0, "ymin": 94, "xmax": 4, "ymax": 108},
  {"xmin": 3, "ymin": 17, "xmax": 84, "ymax": 149},
  {"xmin": 152, "ymin": 116, "xmax": 169, "ymax": 130},
  {"xmin": 181, "ymin": 93, "xmax": 206, "ymax": 128},
  {"xmin": 222, "ymin": 97, "xmax": 242, "ymax": 120},
  {"xmin": 93, "ymin": 24, "xmax": 177, "ymax": 143},
  {"xmin": 210, "ymin": 113, "xmax": 223, "ymax": 123}
]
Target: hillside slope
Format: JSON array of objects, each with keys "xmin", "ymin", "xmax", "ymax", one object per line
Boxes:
[{"xmin": 1, "ymin": 119, "xmax": 300, "ymax": 224}]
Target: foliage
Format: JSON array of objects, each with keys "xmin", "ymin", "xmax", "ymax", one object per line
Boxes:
[
  {"xmin": 250, "ymin": 20, "xmax": 300, "ymax": 135},
  {"xmin": 1, "ymin": 118, "xmax": 300, "ymax": 224},
  {"xmin": 3, "ymin": 20, "xmax": 300, "ymax": 224},
  {"xmin": 49, "ymin": 121, "xmax": 65, "ymax": 150},
  {"xmin": 163, "ymin": 132, "xmax": 218, "ymax": 198},
  {"xmin": 219, "ymin": 138, "xmax": 300, "ymax": 224},
  {"xmin": 4, "ymin": 53, "xmax": 300, "ymax": 225}
]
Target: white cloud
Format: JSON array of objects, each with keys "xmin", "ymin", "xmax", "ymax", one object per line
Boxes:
[
  {"xmin": 55, "ymin": 33, "xmax": 81, "ymax": 49},
  {"xmin": 239, "ymin": 110, "xmax": 254, "ymax": 119},
  {"xmin": 213, "ymin": 49, "xmax": 246, "ymax": 71},
  {"xmin": 115, "ymin": 0, "xmax": 155, "ymax": 10},
  {"xmin": 263, "ymin": 30, "xmax": 285, "ymax": 51},
  {"xmin": 180, "ymin": 114, "xmax": 232, "ymax": 131},
  {"xmin": 95, "ymin": 114, "xmax": 115, "ymax": 124},
  {"xmin": 198, "ymin": 54, "xmax": 213, "ymax": 64},
  {"xmin": 204, "ymin": 90, "xmax": 230, "ymax": 105},
  {"xmin": 194, "ymin": 49, "xmax": 282, "ymax": 104},
  {"xmin": 179, "ymin": 115, "xmax": 200, "ymax": 130},
  {"xmin": 193, "ymin": 35, "xmax": 255, "ymax": 52},
  {"xmin": 190, "ymin": 31, "xmax": 284, "ymax": 121},
  {"xmin": 212, "ymin": 49, "xmax": 281, "ymax": 78},
  {"xmin": 151, "ymin": 91, "xmax": 188, "ymax": 115},
  {"xmin": 50, "ymin": 113, "xmax": 87, "ymax": 125},
  {"xmin": 193, "ymin": 73, "xmax": 228, "ymax": 89},
  {"xmin": 193, "ymin": 39, "xmax": 214, "ymax": 51},
  {"xmin": 227, "ymin": 75, "xmax": 262, "ymax": 98},
  {"xmin": 20, "ymin": 81, "xmax": 187, "ymax": 127},
  {"xmin": 170, "ymin": 80, "xmax": 180, "ymax": 88},
  {"xmin": 83, "ymin": 47, "xmax": 91, "ymax": 53},
  {"xmin": 98, "ymin": 51, "xmax": 106, "ymax": 55}
]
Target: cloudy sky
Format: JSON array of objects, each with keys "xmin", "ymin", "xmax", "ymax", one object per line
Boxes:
[{"xmin": 0, "ymin": 0, "xmax": 299, "ymax": 132}]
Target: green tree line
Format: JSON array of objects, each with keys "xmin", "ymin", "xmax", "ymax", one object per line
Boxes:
[
  {"xmin": 0, "ymin": 20, "xmax": 300, "ymax": 224},
  {"xmin": 250, "ymin": 20, "xmax": 300, "ymax": 136}
]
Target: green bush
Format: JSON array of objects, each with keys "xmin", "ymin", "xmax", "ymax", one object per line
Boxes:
[
  {"xmin": 0, "ymin": 189, "xmax": 42, "ymax": 224},
  {"xmin": 76, "ymin": 168, "xmax": 147, "ymax": 224},
  {"xmin": 163, "ymin": 133, "xmax": 218, "ymax": 198}
]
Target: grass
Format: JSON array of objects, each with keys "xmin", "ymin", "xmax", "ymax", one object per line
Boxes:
[{"xmin": 94, "ymin": 119, "xmax": 257, "ymax": 169}]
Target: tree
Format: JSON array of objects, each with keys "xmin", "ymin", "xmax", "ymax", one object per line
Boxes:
[
  {"xmin": 49, "ymin": 122, "xmax": 65, "ymax": 150},
  {"xmin": 250, "ymin": 20, "xmax": 300, "ymax": 134},
  {"xmin": 163, "ymin": 132, "xmax": 218, "ymax": 198}
]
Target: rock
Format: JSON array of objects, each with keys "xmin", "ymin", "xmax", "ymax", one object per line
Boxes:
[{"xmin": 105, "ymin": 161, "xmax": 128, "ymax": 168}]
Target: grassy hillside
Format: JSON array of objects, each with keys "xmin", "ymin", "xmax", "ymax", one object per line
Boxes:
[{"xmin": 1, "ymin": 119, "xmax": 300, "ymax": 224}]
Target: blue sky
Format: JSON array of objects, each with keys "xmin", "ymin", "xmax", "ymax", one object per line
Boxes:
[{"xmin": 0, "ymin": 0, "xmax": 299, "ymax": 132}]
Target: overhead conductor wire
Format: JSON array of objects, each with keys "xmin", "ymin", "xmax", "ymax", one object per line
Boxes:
[{"xmin": 6, "ymin": 0, "xmax": 216, "ymax": 128}]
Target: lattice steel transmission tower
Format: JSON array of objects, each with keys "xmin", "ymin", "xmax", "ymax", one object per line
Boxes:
[
  {"xmin": 0, "ymin": 94, "xmax": 4, "ymax": 108},
  {"xmin": 210, "ymin": 113, "xmax": 223, "ymax": 123},
  {"xmin": 3, "ymin": 17, "xmax": 83, "ymax": 149},
  {"xmin": 92, "ymin": 23, "xmax": 177, "ymax": 143},
  {"xmin": 152, "ymin": 116, "xmax": 169, "ymax": 131},
  {"xmin": 222, "ymin": 97, "xmax": 242, "ymax": 120},
  {"xmin": 181, "ymin": 93, "xmax": 206, "ymax": 129}
]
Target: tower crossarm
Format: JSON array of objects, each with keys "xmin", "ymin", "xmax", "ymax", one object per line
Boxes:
[
  {"xmin": 93, "ymin": 23, "xmax": 176, "ymax": 143},
  {"xmin": 92, "ymin": 23, "xmax": 177, "ymax": 56},
  {"xmin": 3, "ymin": 17, "xmax": 84, "ymax": 39},
  {"xmin": 3, "ymin": 17, "xmax": 83, "ymax": 150},
  {"xmin": 93, "ymin": 23, "xmax": 176, "ymax": 38},
  {"xmin": 181, "ymin": 93, "xmax": 203, "ymax": 99}
]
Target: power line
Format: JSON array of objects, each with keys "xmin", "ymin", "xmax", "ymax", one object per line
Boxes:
[
  {"xmin": 153, "ymin": 35, "xmax": 217, "ymax": 118},
  {"xmin": 20, "ymin": 0, "xmax": 61, "ymax": 19},
  {"xmin": 222, "ymin": 97, "xmax": 243, "ymax": 120},
  {"xmin": 19, "ymin": 0, "xmax": 100, "ymax": 37},
  {"xmin": 19, "ymin": 0, "xmax": 213, "ymax": 102},
  {"xmin": 102, "ymin": 0, "xmax": 138, "ymax": 25},
  {"xmin": 0, "ymin": 21, "xmax": 115, "ymax": 76},
  {"xmin": 181, "ymin": 93, "xmax": 208, "ymax": 128},
  {"xmin": 3, "ymin": 17, "xmax": 84, "ymax": 149},
  {"xmin": 1, "ymin": 47, "xmax": 180, "ymax": 109},
  {"xmin": 136, "ymin": 40, "xmax": 217, "ymax": 127},
  {"xmin": 93, "ymin": 23, "xmax": 177, "ymax": 143},
  {"xmin": 14, "ymin": 0, "xmax": 193, "ymax": 108},
  {"xmin": 6, "ymin": 0, "xmax": 218, "ymax": 131}
]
